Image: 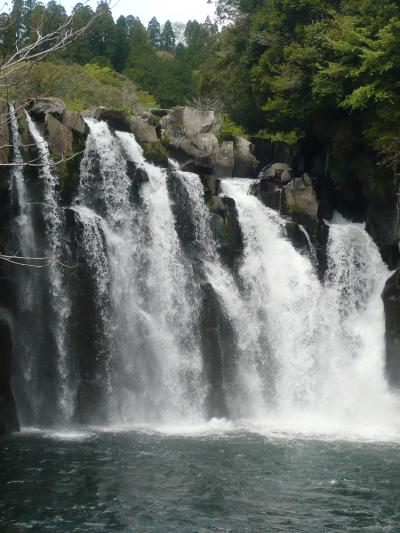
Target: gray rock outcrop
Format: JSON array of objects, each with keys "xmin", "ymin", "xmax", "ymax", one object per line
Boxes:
[
  {"xmin": 45, "ymin": 114, "xmax": 73, "ymax": 159},
  {"xmin": 214, "ymin": 141, "xmax": 234, "ymax": 177},
  {"xmin": 30, "ymin": 97, "xmax": 65, "ymax": 120},
  {"xmin": 161, "ymin": 107, "xmax": 219, "ymax": 169},
  {"xmin": 62, "ymin": 110, "xmax": 88, "ymax": 136},
  {"xmin": 233, "ymin": 136, "xmax": 258, "ymax": 177}
]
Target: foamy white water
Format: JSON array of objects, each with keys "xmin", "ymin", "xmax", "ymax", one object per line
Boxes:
[
  {"xmin": 220, "ymin": 178, "xmax": 400, "ymax": 439},
  {"xmin": 26, "ymin": 113, "xmax": 75, "ymax": 423},
  {"xmin": 74, "ymin": 123, "xmax": 206, "ymax": 425}
]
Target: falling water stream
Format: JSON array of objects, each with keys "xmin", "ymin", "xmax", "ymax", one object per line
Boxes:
[
  {"xmin": 23, "ymin": 114, "xmax": 76, "ymax": 423},
  {"xmin": 220, "ymin": 179, "xmax": 399, "ymax": 439}
]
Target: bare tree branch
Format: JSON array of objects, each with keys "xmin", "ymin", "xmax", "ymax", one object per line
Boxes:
[
  {"xmin": 0, "ymin": 149, "xmax": 85, "ymax": 167},
  {"xmin": 0, "ymin": 253, "xmax": 78, "ymax": 269}
]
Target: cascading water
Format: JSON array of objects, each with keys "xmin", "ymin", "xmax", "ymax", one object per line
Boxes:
[
  {"xmin": 172, "ymin": 169, "xmax": 269, "ymax": 418},
  {"xmin": 9, "ymin": 105, "xmax": 35, "ymax": 257},
  {"xmin": 9, "ymin": 110, "xmax": 400, "ymax": 439},
  {"xmin": 23, "ymin": 114, "xmax": 75, "ymax": 424},
  {"xmin": 73, "ymin": 121, "xmax": 205, "ymax": 425},
  {"xmin": 221, "ymin": 179, "xmax": 400, "ymax": 438}
]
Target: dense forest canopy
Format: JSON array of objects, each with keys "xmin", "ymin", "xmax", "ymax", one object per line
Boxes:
[
  {"xmin": 0, "ymin": 0, "xmax": 218, "ymax": 108},
  {"xmin": 203, "ymin": 0, "xmax": 400, "ymax": 159},
  {"xmin": 1, "ymin": 0, "xmax": 400, "ymax": 163}
]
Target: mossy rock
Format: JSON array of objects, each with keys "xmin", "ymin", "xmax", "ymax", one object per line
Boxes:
[
  {"xmin": 143, "ymin": 142, "xmax": 169, "ymax": 168},
  {"xmin": 58, "ymin": 133, "xmax": 86, "ymax": 205}
]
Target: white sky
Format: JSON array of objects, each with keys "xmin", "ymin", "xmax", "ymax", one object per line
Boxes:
[{"xmin": 62, "ymin": 0, "xmax": 216, "ymax": 24}]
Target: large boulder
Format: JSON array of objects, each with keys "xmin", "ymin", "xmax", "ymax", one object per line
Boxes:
[
  {"xmin": 45, "ymin": 115, "xmax": 73, "ymax": 159},
  {"xmin": 250, "ymin": 178, "xmax": 282, "ymax": 212},
  {"xmin": 0, "ymin": 319, "xmax": 19, "ymax": 436},
  {"xmin": 214, "ymin": 141, "xmax": 234, "ymax": 178},
  {"xmin": 62, "ymin": 110, "xmax": 88, "ymax": 136},
  {"xmin": 94, "ymin": 108, "xmax": 158, "ymax": 145},
  {"xmin": 161, "ymin": 107, "xmax": 219, "ymax": 169},
  {"xmin": 30, "ymin": 97, "xmax": 65, "ymax": 120},
  {"xmin": 179, "ymin": 133, "xmax": 220, "ymax": 169},
  {"xmin": 283, "ymin": 176, "xmax": 318, "ymax": 220},
  {"xmin": 161, "ymin": 107, "xmax": 216, "ymax": 139},
  {"xmin": 261, "ymin": 162, "xmax": 292, "ymax": 181},
  {"xmin": 383, "ymin": 270, "xmax": 400, "ymax": 385},
  {"xmin": 233, "ymin": 136, "xmax": 258, "ymax": 177},
  {"xmin": 127, "ymin": 116, "xmax": 158, "ymax": 144},
  {"xmin": 94, "ymin": 107, "xmax": 130, "ymax": 131}
]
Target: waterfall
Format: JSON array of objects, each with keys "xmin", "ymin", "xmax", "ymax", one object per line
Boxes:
[
  {"xmin": 9, "ymin": 105, "xmax": 35, "ymax": 254},
  {"xmin": 173, "ymin": 170, "xmax": 269, "ymax": 417},
  {"xmin": 221, "ymin": 179, "xmax": 399, "ymax": 437},
  {"xmin": 73, "ymin": 121, "xmax": 205, "ymax": 425},
  {"xmin": 24, "ymin": 114, "xmax": 75, "ymax": 424},
  {"xmin": 9, "ymin": 111, "xmax": 400, "ymax": 438}
]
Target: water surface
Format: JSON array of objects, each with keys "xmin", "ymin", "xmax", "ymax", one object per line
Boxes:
[{"xmin": 2, "ymin": 429, "xmax": 400, "ymax": 531}]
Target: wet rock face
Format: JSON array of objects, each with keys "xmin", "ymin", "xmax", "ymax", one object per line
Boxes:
[
  {"xmin": 383, "ymin": 271, "xmax": 400, "ymax": 385},
  {"xmin": 251, "ymin": 163, "xmax": 331, "ymax": 277},
  {"xmin": 209, "ymin": 195, "xmax": 243, "ymax": 267},
  {"xmin": 0, "ymin": 99, "xmax": 10, "ymax": 166},
  {"xmin": 0, "ymin": 319, "xmax": 19, "ymax": 435},
  {"xmin": 200, "ymin": 283, "xmax": 236, "ymax": 419}
]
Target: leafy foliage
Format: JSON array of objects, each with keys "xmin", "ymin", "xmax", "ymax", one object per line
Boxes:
[
  {"xmin": 201, "ymin": 0, "xmax": 400, "ymax": 155},
  {"xmin": 1, "ymin": 61, "xmax": 156, "ymax": 112}
]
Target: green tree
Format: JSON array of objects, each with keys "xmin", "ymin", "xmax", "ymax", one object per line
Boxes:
[
  {"xmin": 112, "ymin": 15, "xmax": 130, "ymax": 71},
  {"xmin": 64, "ymin": 3, "xmax": 96, "ymax": 65},
  {"xmin": 89, "ymin": 1, "xmax": 116, "ymax": 63},
  {"xmin": 160, "ymin": 20, "xmax": 175, "ymax": 52},
  {"xmin": 147, "ymin": 16, "xmax": 161, "ymax": 48}
]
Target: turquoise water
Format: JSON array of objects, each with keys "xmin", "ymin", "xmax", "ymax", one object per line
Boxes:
[{"xmin": 2, "ymin": 429, "xmax": 400, "ymax": 531}]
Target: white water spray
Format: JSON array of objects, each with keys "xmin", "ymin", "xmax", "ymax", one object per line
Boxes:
[
  {"xmin": 220, "ymin": 179, "xmax": 400, "ymax": 438},
  {"xmin": 26, "ymin": 113, "xmax": 75, "ymax": 423},
  {"xmin": 74, "ymin": 122, "xmax": 206, "ymax": 424}
]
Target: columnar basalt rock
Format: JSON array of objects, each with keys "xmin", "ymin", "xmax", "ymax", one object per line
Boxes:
[
  {"xmin": 0, "ymin": 319, "xmax": 19, "ymax": 435},
  {"xmin": 383, "ymin": 271, "xmax": 400, "ymax": 385}
]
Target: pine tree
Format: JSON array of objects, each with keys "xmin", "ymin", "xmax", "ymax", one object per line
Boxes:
[
  {"xmin": 147, "ymin": 16, "xmax": 161, "ymax": 48},
  {"xmin": 90, "ymin": 1, "xmax": 117, "ymax": 65},
  {"xmin": 160, "ymin": 20, "xmax": 175, "ymax": 52},
  {"xmin": 112, "ymin": 16, "xmax": 129, "ymax": 71}
]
